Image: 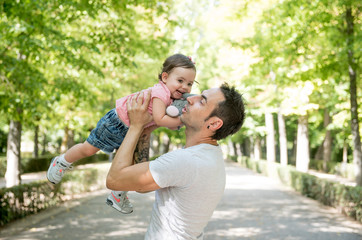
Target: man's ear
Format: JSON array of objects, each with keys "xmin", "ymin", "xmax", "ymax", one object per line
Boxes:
[
  {"xmin": 161, "ymin": 72, "xmax": 168, "ymax": 83},
  {"xmin": 207, "ymin": 117, "xmax": 223, "ymax": 131}
]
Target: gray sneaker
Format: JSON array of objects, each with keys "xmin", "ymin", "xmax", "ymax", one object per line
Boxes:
[
  {"xmin": 47, "ymin": 156, "xmax": 73, "ymax": 184},
  {"xmin": 106, "ymin": 191, "xmax": 133, "ymax": 214}
]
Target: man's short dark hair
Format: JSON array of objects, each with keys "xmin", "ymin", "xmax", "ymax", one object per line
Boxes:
[{"xmin": 207, "ymin": 83, "xmax": 245, "ymax": 140}]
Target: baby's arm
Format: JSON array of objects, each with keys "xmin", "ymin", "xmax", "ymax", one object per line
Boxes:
[{"xmin": 152, "ymin": 98, "xmax": 182, "ymax": 128}]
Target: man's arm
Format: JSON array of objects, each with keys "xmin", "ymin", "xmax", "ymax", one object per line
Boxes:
[
  {"xmin": 106, "ymin": 91, "xmax": 160, "ymax": 192},
  {"xmin": 133, "ymin": 125, "xmax": 158, "ymax": 164}
]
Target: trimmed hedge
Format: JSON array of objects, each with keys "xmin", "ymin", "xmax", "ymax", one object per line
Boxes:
[
  {"xmin": 0, "ymin": 163, "xmax": 109, "ymax": 226},
  {"xmin": 309, "ymin": 159, "xmax": 355, "ymax": 180},
  {"xmin": 233, "ymin": 156, "xmax": 362, "ymax": 223}
]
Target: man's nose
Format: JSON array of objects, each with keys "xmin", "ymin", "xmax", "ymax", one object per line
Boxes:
[
  {"xmin": 186, "ymin": 96, "xmax": 193, "ymax": 104},
  {"xmin": 187, "ymin": 95, "xmax": 199, "ymax": 104}
]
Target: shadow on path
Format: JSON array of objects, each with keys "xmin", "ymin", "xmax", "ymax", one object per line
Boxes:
[{"xmin": 205, "ymin": 162, "xmax": 362, "ymax": 240}]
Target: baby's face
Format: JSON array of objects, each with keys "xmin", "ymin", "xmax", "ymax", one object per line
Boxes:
[{"xmin": 162, "ymin": 67, "xmax": 196, "ymax": 99}]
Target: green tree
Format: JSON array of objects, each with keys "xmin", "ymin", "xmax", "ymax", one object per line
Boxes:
[
  {"xmin": 0, "ymin": 0, "xmax": 175, "ymax": 187},
  {"xmin": 1, "ymin": 0, "xmax": 98, "ymax": 186},
  {"xmin": 345, "ymin": 3, "xmax": 362, "ymax": 185},
  {"xmin": 233, "ymin": 0, "xmax": 361, "ymax": 183}
]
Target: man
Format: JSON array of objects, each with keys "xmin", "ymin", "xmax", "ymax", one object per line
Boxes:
[{"xmin": 106, "ymin": 83, "xmax": 245, "ymax": 239}]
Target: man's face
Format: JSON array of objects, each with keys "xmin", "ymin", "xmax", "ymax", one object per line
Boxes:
[{"xmin": 180, "ymin": 88, "xmax": 225, "ymax": 129}]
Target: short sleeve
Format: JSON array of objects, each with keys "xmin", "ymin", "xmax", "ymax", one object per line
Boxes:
[
  {"xmin": 149, "ymin": 149, "xmax": 196, "ymax": 188},
  {"xmin": 151, "ymin": 82, "xmax": 172, "ymax": 106}
]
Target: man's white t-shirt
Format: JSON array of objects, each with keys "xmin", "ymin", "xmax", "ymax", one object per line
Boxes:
[{"xmin": 145, "ymin": 144, "xmax": 226, "ymax": 240}]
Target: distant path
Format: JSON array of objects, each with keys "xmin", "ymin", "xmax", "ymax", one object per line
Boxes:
[{"xmin": 1, "ymin": 161, "xmax": 361, "ymax": 240}]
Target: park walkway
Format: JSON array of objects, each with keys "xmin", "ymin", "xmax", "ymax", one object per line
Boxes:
[{"xmin": 0, "ymin": 161, "xmax": 361, "ymax": 240}]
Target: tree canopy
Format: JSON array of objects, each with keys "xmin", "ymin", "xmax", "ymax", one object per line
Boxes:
[{"xmin": 0, "ymin": 0, "xmax": 361, "ymax": 185}]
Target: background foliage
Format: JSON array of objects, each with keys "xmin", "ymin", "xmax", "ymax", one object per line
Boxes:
[{"xmin": 0, "ymin": 0, "xmax": 361, "ymax": 183}]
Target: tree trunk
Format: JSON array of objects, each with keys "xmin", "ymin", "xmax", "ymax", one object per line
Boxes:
[
  {"xmin": 296, "ymin": 115, "xmax": 309, "ymax": 172},
  {"xmin": 60, "ymin": 126, "xmax": 69, "ymax": 153},
  {"xmin": 150, "ymin": 133, "xmax": 160, "ymax": 156},
  {"xmin": 278, "ymin": 110, "xmax": 288, "ymax": 166},
  {"xmin": 41, "ymin": 133, "xmax": 47, "ymax": 155},
  {"xmin": 33, "ymin": 125, "xmax": 39, "ymax": 158},
  {"xmin": 253, "ymin": 136, "xmax": 261, "ymax": 160},
  {"xmin": 237, "ymin": 143, "xmax": 243, "ymax": 157},
  {"xmin": 232, "ymin": 141, "xmax": 240, "ymax": 157},
  {"xmin": 5, "ymin": 120, "xmax": 22, "ymax": 187},
  {"xmin": 227, "ymin": 138, "xmax": 234, "ymax": 156},
  {"xmin": 346, "ymin": 7, "xmax": 362, "ymax": 186},
  {"xmin": 341, "ymin": 140, "xmax": 349, "ymax": 175},
  {"xmin": 265, "ymin": 112, "xmax": 276, "ymax": 162},
  {"xmin": 290, "ymin": 137, "xmax": 297, "ymax": 165},
  {"xmin": 60, "ymin": 126, "xmax": 75, "ymax": 152},
  {"xmin": 323, "ymin": 109, "xmax": 332, "ymax": 172},
  {"xmin": 160, "ymin": 133, "xmax": 170, "ymax": 154},
  {"xmin": 243, "ymin": 137, "xmax": 251, "ymax": 157},
  {"xmin": 343, "ymin": 140, "xmax": 348, "ymax": 164},
  {"xmin": 314, "ymin": 142, "xmax": 323, "ymax": 160},
  {"xmin": 67, "ymin": 129, "xmax": 75, "ymax": 150}
]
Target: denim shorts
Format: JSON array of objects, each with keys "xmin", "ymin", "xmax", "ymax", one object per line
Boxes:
[{"xmin": 87, "ymin": 108, "xmax": 128, "ymax": 153}]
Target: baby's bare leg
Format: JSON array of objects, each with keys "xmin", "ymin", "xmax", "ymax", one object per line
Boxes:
[{"xmin": 64, "ymin": 141, "xmax": 99, "ymax": 163}]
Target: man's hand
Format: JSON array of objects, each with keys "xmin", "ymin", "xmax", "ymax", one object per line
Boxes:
[{"xmin": 127, "ymin": 90, "xmax": 153, "ymax": 129}]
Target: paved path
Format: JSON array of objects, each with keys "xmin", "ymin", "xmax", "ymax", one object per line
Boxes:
[{"xmin": 1, "ymin": 161, "xmax": 361, "ymax": 240}]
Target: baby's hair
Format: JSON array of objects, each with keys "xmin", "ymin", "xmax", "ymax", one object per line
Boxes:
[{"xmin": 158, "ymin": 54, "xmax": 197, "ymax": 81}]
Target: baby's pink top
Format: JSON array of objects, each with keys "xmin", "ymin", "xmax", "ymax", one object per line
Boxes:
[{"xmin": 116, "ymin": 81, "xmax": 172, "ymax": 128}]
